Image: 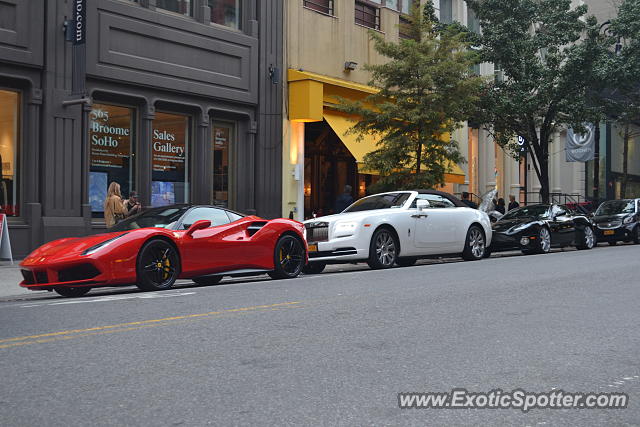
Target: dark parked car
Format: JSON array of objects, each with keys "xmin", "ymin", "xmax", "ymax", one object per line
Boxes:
[
  {"xmin": 486, "ymin": 204, "xmax": 595, "ymax": 256},
  {"xmin": 593, "ymin": 199, "xmax": 640, "ymax": 245}
]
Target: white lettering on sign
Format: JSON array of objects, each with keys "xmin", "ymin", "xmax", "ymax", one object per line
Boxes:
[
  {"xmin": 153, "ymin": 141, "xmax": 185, "ymax": 156},
  {"xmin": 153, "ymin": 130, "xmax": 176, "ymax": 141},
  {"xmin": 75, "ymin": 0, "xmax": 84, "ymax": 43}
]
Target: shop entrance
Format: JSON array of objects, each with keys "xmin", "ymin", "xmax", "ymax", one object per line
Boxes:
[{"xmin": 304, "ymin": 120, "xmax": 358, "ymax": 219}]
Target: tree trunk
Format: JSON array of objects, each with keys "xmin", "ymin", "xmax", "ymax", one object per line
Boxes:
[
  {"xmin": 593, "ymin": 124, "xmax": 600, "ymax": 202},
  {"xmin": 621, "ymin": 122, "xmax": 630, "ymax": 199},
  {"xmin": 539, "ymin": 155, "xmax": 550, "ymax": 204}
]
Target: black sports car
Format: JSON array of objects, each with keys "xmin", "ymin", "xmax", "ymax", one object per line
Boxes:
[
  {"xmin": 486, "ymin": 204, "xmax": 596, "ymax": 256},
  {"xmin": 593, "ymin": 199, "xmax": 640, "ymax": 245}
]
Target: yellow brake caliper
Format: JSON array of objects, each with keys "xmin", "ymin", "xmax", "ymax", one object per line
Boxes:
[{"xmin": 163, "ymin": 257, "xmax": 171, "ymax": 280}]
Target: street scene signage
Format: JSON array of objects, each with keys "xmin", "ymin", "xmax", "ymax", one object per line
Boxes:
[
  {"xmin": 566, "ymin": 125, "xmax": 595, "ymax": 162},
  {"xmin": 73, "ymin": 0, "xmax": 86, "ymax": 45},
  {"xmin": 0, "ymin": 213, "xmax": 13, "ymax": 263}
]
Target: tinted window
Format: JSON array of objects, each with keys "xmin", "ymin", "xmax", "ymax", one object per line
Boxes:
[
  {"xmin": 344, "ymin": 193, "xmax": 411, "ymax": 213},
  {"xmin": 595, "ymin": 200, "xmax": 635, "ymax": 215},
  {"xmin": 410, "ymin": 194, "xmax": 456, "ymax": 209},
  {"xmin": 110, "ymin": 206, "xmax": 191, "ymax": 231},
  {"xmin": 501, "ymin": 205, "xmax": 550, "ymax": 220},
  {"xmin": 551, "ymin": 205, "xmax": 568, "ymax": 217},
  {"xmin": 226, "ymin": 211, "xmax": 244, "ymax": 222},
  {"xmin": 180, "ymin": 207, "xmax": 231, "ymax": 229}
]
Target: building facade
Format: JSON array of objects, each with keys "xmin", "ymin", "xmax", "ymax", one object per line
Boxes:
[
  {"xmin": 282, "ymin": 0, "xmax": 466, "ymax": 221},
  {"xmin": 0, "ymin": 0, "xmax": 283, "ymax": 258}
]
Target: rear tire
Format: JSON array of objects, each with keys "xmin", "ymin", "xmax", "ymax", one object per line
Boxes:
[
  {"xmin": 302, "ymin": 262, "xmax": 326, "ymax": 274},
  {"xmin": 54, "ymin": 287, "xmax": 91, "ymax": 298},
  {"xmin": 193, "ymin": 276, "xmax": 223, "ymax": 286},
  {"xmin": 483, "ymin": 246, "xmax": 492, "ymax": 258},
  {"xmin": 367, "ymin": 228, "xmax": 398, "ymax": 269},
  {"xmin": 268, "ymin": 234, "xmax": 305, "ymax": 279},
  {"xmin": 136, "ymin": 239, "xmax": 181, "ymax": 291},
  {"xmin": 396, "ymin": 257, "xmax": 418, "ymax": 267},
  {"xmin": 576, "ymin": 225, "xmax": 595, "ymax": 250},
  {"xmin": 462, "ymin": 225, "xmax": 485, "ymax": 261}
]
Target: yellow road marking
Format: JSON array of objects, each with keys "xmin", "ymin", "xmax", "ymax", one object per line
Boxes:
[{"xmin": 0, "ymin": 301, "xmax": 301, "ymax": 345}]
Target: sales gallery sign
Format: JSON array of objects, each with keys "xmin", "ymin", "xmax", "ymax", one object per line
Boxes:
[{"xmin": 152, "ymin": 114, "xmax": 188, "ymax": 174}]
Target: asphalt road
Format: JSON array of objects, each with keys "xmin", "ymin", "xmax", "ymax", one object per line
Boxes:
[{"xmin": 1, "ymin": 244, "xmax": 639, "ymax": 426}]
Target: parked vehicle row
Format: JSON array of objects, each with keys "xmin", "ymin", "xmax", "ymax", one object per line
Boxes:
[{"xmin": 17, "ymin": 192, "xmax": 640, "ymax": 297}]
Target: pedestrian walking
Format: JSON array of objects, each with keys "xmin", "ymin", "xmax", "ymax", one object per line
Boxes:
[
  {"xmin": 461, "ymin": 191, "xmax": 478, "ymax": 209},
  {"xmin": 508, "ymin": 195, "xmax": 520, "ymax": 211},
  {"xmin": 104, "ymin": 182, "xmax": 129, "ymax": 228},
  {"xmin": 334, "ymin": 185, "xmax": 354, "ymax": 213}
]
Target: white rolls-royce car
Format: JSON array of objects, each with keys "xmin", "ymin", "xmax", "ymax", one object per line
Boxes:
[{"xmin": 303, "ymin": 190, "xmax": 492, "ymax": 273}]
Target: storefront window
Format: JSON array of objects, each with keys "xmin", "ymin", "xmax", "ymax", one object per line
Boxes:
[
  {"xmin": 0, "ymin": 90, "xmax": 19, "ymax": 217},
  {"xmin": 152, "ymin": 112, "xmax": 190, "ymax": 206},
  {"xmin": 156, "ymin": 0, "xmax": 193, "ymax": 16},
  {"xmin": 212, "ymin": 122, "xmax": 234, "ymax": 207},
  {"xmin": 89, "ymin": 103, "xmax": 136, "ymax": 218},
  {"xmin": 209, "ymin": 0, "xmax": 241, "ymax": 29}
]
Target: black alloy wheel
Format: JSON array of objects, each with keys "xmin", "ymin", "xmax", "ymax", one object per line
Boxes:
[
  {"xmin": 193, "ymin": 276, "xmax": 223, "ymax": 286},
  {"xmin": 269, "ymin": 235, "xmax": 305, "ymax": 279},
  {"xmin": 576, "ymin": 226, "xmax": 595, "ymax": 250},
  {"xmin": 302, "ymin": 262, "xmax": 327, "ymax": 274},
  {"xmin": 396, "ymin": 257, "xmax": 418, "ymax": 267},
  {"xmin": 136, "ymin": 239, "xmax": 181, "ymax": 291},
  {"xmin": 54, "ymin": 287, "xmax": 91, "ymax": 298},
  {"xmin": 367, "ymin": 228, "xmax": 398, "ymax": 269},
  {"xmin": 462, "ymin": 225, "xmax": 485, "ymax": 261}
]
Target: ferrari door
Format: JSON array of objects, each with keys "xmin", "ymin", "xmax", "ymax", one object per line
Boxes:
[
  {"xmin": 178, "ymin": 207, "xmax": 235, "ymax": 274},
  {"xmin": 411, "ymin": 195, "xmax": 459, "ymax": 252}
]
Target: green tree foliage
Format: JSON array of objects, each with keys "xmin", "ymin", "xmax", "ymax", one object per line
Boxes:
[
  {"xmin": 466, "ymin": 0, "xmax": 602, "ymax": 203},
  {"xmin": 337, "ymin": 5, "xmax": 484, "ymax": 192},
  {"xmin": 597, "ymin": 0, "xmax": 640, "ymax": 197}
]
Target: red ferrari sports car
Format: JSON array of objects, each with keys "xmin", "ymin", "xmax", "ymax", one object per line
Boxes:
[{"xmin": 20, "ymin": 205, "xmax": 307, "ymax": 297}]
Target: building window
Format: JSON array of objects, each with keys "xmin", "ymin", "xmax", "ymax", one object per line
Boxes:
[
  {"xmin": 152, "ymin": 113, "xmax": 190, "ymax": 206},
  {"xmin": 439, "ymin": 0, "xmax": 452, "ymax": 24},
  {"xmin": 355, "ymin": 1, "xmax": 380, "ymax": 30},
  {"xmin": 467, "ymin": 6, "xmax": 480, "ymax": 34},
  {"xmin": 0, "ymin": 89, "xmax": 19, "ymax": 217},
  {"xmin": 400, "ymin": 0, "xmax": 413, "ymax": 14},
  {"xmin": 209, "ymin": 0, "xmax": 241, "ymax": 29},
  {"xmin": 399, "ymin": 15, "xmax": 413, "ymax": 39},
  {"xmin": 155, "ymin": 0, "xmax": 193, "ymax": 16},
  {"xmin": 212, "ymin": 122, "xmax": 234, "ymax": 208},
  {"xmin": 88, "ymin": 103, "xmax": 136, "ymax": 219},
  {"xmin": 303, "ymin": 0, "xmax": 334, "ymax": 15}
]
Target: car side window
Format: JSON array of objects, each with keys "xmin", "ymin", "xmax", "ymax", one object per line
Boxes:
[
  {"xmin": 226, "ymin": 211, "xmax": 244, "ymax": 222},
  {"xmin": 637, "ymin": 200, "xmax": 640, "ymax": 213},
  {"xmin": 410, "ymin": 194, "xmax": 456, "ymax": 209},
  {"xmin": 551, "ymin": 205, "xmax": 567, "ymax": 218},
  {"xmin": 181, "ymin": 207, "xmax": 231, "ymax": 229}
]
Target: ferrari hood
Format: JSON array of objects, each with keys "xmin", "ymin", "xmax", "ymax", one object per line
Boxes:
[{"xmin": 21, "ymin": 232, "xmax": 128, "ymax": 265}]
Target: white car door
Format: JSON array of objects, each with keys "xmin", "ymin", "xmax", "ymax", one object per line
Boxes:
[{"xmin": 411, "ymin": 195, "xmax": 460, "ymax": 251}]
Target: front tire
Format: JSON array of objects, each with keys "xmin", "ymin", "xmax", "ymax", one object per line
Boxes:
[
  {"xmin": 462, "ymin": 225, "xmax": 486, "ymax": 261},
  {"xmin": 524, "ymin": 226, "xmax": 551, "ymax": 255},
  {"xmin": 633, "ymin": 226, "xmax": 640, "ymax": 244},
  {"xmin": 136, "ymin": 239, "xmax": 181, "ymax": 291},
  {"xmin": 268, "ymin": 234, "xmax": 305, "ymax": 279},
  {"xmin": 302, "ymin": 262, "xmax": 326, "ymax": 274},
  {"xmin": 193, "ymin": 276, "xmax": 223, "ymax": 286},
  {"xmin": 54, "ymin": 287, "xmax": 91, "ymax": 298},
  {"xmin": 367, "ymin": 228, "xmax": 398, "ymax": 269},
  {"xmin": 576, "ymin": 225, "xmax": 595, "ymax": 250}
]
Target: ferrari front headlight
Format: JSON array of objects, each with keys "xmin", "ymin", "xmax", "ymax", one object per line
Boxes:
[
  {"xmin": 83, "ymin": 233, "xmax": 128, "ymax": 256},
  {"xmin": 333, "ymin": 221, "xmax": 358, "ymax": 238}
]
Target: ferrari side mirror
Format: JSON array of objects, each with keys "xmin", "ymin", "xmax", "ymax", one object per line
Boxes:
[{"xmin": 186, "ymin": 220, "xmax": 211, "ymax": 236}]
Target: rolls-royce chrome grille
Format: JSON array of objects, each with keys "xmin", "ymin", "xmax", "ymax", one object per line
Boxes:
[{"xmin": 305, "ymin": 222, "xmax": 329, "ymax": 242}]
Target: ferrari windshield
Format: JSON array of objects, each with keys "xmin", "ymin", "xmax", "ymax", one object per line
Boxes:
[
  {"xmin": 501, "ymin": 205, "xmax": 550, "ymax": 220},
  {"xmin": 109, "ymin": 206, "xmax": 191, "ymax": 231},
  {"xmin": 343, "ymin": 192, "xmax": 411, "ymax": 213},
  {"xmin": 595, "ymin": 200, "xmax": 635, "ymax": 216}
]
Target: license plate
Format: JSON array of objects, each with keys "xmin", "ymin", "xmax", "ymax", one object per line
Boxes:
[
  {"xmin": 308, "ymin": 243, "xmax": 318, "ymax": 252},
  {"xmin": 604, "ymin": 230, "xmax": 615, "ymax": 235}
]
